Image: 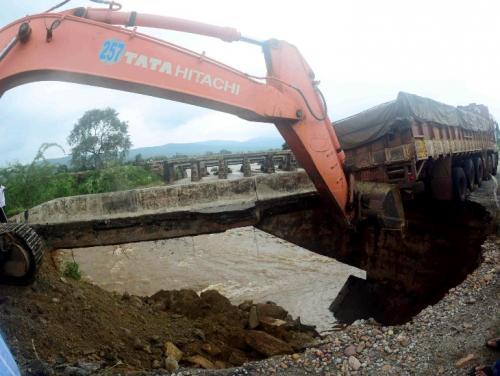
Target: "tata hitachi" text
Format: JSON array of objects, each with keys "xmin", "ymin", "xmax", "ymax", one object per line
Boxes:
[{"xmin": 123, "ymin": 52, "xmax": 241, "ymax": 96}]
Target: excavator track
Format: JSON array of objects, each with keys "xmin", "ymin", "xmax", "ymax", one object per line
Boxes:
[{"xmin": 0, "ymin": 223, "xmax": 44, "ymax": 285}]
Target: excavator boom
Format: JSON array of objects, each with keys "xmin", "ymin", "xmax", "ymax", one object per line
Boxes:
[
  {"xmin": 0, "ymin": 3, "xmax": 405, "ymax": 283},
  {"xmin": 0, "ymin": 9, "xmax": 352, "ymax": 223}
]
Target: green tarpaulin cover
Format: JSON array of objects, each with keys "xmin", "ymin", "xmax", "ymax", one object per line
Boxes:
[{"xmin": 334, "ymin": 92, "xmax": 494, "ymax": 150}]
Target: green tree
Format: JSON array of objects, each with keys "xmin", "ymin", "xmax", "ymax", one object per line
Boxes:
[{"xmin": 68, "ymin": 108, "xmax": 132, "ymax": 170}]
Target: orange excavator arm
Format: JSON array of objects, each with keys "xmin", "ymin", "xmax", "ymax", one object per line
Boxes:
[{"xmin": 0, "ymin": 4, "xmax": 404, "ymax": 229}]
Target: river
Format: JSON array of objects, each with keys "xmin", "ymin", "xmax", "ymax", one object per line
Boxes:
[{"xmin": 56, "ymin": 226, "xmax": 365, "ymax": 334}]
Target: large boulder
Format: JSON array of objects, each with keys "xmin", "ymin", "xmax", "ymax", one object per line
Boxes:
[
  {"xmin": 256, "ymin": 303, "xmax": 288, "ymax": 320},
  {"xmin": 245, "ymin": 330, "xmax": 293, "ymax": 356}
]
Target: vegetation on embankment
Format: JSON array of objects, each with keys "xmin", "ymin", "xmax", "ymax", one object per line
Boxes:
[
  {"xmin": 0, "ymin": 253, "xmax": 316, "ymax": 375},
  {"xmin": 0, "ymin": 162, "xmax": 162, "ymax": 216}
]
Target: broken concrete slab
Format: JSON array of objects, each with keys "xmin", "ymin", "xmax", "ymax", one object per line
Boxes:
[
  {"xmin": 14, "ymin": 171, "xmax": 319, "ymax": 249},
  {"xmin": 15, "ymin": 171, "xmax": 315, "ymax": 225}
]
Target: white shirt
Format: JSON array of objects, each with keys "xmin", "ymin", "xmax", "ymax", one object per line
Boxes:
[{"xmin": 0, "ymin": 185, "xmax": 5, "ymax": 208}]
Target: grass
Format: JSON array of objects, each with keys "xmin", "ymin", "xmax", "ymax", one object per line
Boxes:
[{"xmin": 63, "ymin": 261, "xmax": 81, "ymax": 280}]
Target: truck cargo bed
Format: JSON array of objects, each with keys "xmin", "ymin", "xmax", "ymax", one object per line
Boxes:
[{"xmin": 334, "ymin": 92, "xmax": 498, "ymax": 199}]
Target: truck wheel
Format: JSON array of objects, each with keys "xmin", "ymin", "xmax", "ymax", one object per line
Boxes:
[
  {"xmin": 452, "ymin": 167, "xmax": 467, "ymax": 202},
  {"xmin": 473, "ymin": 157, "xmax": 483, "ymax": 187},
  {"xmin": 485, "ymin": 155, "xmax": 493, "ymax": 180},
  {"xmin": 492, "ymin": 153, "xmax": 498, "ymax": 175},
  {"xmin": 462, "ymin": 159, "xmax": 475, "ymax": 192}
]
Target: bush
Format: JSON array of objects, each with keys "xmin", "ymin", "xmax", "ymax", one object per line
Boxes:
[
  {"xmin": 63, "ymin": 261, "xmax": 81, "ymax": 280},
  {"xmin": 0, "ymin": 162, "xmax": 78, "ymax": 216},
  {"xmin": 78, "ymin": 165, "xmax": 161, "ymax": 194},
  {"xmin": 0, "ymin": 164, "xmax": 162, "ymax": 216}
]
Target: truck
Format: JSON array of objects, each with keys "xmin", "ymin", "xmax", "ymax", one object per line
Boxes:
[{"xmin": 335, "ymin": 92, "xmax": 498, "ymax": 202}]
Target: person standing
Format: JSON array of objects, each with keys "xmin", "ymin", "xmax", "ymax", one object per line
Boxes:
[{"xmin": 0, "ymin": 185, "xmax": 7, "ymax": 223}]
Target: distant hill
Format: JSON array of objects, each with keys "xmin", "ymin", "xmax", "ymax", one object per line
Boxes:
[{"xmin": 46, "ymin": 136, "xmax": 284, "ymax": 166}]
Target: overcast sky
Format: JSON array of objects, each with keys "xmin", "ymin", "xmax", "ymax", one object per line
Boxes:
[{"xmin": 1, "ymin": 0, "xmax": 499, "ymax": 164}]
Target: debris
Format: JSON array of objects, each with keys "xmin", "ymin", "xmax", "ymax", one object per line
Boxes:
[
  {"xmin": 133, "ymin": 338, "xmax": 142, "ymax": 350},
  {"xmin": 396, "ymin": 334, "xmax": 410, "ymax": 347},
  {"xmin": 256, "ymin": 303, "xmax": 288, "ymax": 320},
  {"xmin": 193, "ymin": 328, "xmax": 206, "ymax": 341},
  {"xmin": 245, "ymin": 331, "xmax": 294, "ymax": 356},
  {"xmin": 186, "ymin": 355, "xmax": 215, "ymax": 369},
  {"xmin": 201, "ymin": 342, "xmax": 221, "ymax": 356},
  {"xmin": 228, "ymin": 350, "xmax": 248, "ymax": 366},
  {"xmin": 164, "ymin": 356, "xmax": 179, "ymax": 371},
  {"xmin": 238, "ymin": 300, "xmax": 253, "ymax": 312},
  {"xmin": 455, "ymin": 353, "xmax": 476, "ymax": 368},
  {"xmin": 248, "ymin": 305, "xmax": 259, "ymax": 329},
  {"xmin": 164, "ymin": 342, "xmax": 183, "ymax": 361},
  {"xmin": 348, "ymin": 355, "xmax": 361, "ymax": 371},
  {"xmin": 343, "ymin": 345, "xmax": 356, "ymax": 356},
  {"xmin": 260, "ymin": 316, "xmax": 287, "ymax": 328},
  {"xmin": 0, "ymin": 254, "xmax": 316, "ymax": 374}
]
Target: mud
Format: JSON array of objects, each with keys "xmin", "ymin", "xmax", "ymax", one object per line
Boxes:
[
  {"xmin": 3, "ymin": 172, "xmax": 498, "ymax": 374},
  {"xmin": 333, "ymin": 194, "xmax": 495, "ymax": 325},
  {"xmin": 0, "ymin": 255, "xmax": 317, "ymax": 375}
]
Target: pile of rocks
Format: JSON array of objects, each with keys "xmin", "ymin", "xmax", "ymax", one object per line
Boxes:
[
  {"xmin": 141, "ymin": 297, "xmax": 318, "ymax": 373},
  {"xmin": 168, "ymin": 237, "xmax": 499, "ymax": 375}
]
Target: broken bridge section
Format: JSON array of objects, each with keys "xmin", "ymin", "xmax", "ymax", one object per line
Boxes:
[
  {"xmin": 14, "ymin": 171, "xmax": 328, "ymax": 250},
  {"xmin": 13, "ymin": 172, "xmax": 497, "ymax": 325}
]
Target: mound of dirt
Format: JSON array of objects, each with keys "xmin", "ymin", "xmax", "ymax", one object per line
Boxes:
[{"xmin": 0, "ymin": 255, "xmax": 317, "ymax": 375}]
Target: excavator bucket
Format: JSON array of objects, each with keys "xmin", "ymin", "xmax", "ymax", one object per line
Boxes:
[{"xmin": 354, "ymin": 181, "xmax": 405, "ymax": 231}]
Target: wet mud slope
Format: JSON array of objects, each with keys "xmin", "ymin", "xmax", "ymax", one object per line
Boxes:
[
  {"xmin": 333, "ymin": 174, "xmax": 495, "ymax": 324},
  {"xmin": 0, "ymin": 256, "xmax": 317, "ymax": 375},
  {"xmin": 1, "ymin": 175, "xmax": 498, "ymax": 375}
]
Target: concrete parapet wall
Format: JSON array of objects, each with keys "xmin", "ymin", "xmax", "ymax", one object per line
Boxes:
[{"xmin": 15, "ymin": 171, "xmax": 315, "ymax": 226}]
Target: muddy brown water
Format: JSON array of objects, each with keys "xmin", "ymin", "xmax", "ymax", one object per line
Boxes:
[{"xmin": 56, "ymin": 227, "xmax": 365, "ymax": 333}]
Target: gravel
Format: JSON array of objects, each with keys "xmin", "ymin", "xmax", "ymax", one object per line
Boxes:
[{"xmin": 144, "ymin": 237, "xmax": 499, "ymax": 376}]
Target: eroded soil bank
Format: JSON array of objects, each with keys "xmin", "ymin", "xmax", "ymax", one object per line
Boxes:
[
  {"xmin": 5, "ymin": 236, "xmax": 497, "ymax": 376},
  {"xmin": 332, "ymin": 198, "xmax": 494, "ymax": 326},
  {"xmin": 200, "ymin": 237, "xmax": 498, "ymax": 376},
  {"xmin": 0, "ymin": 255, "xmax": 317, "ymax": 375},
  {"xmin": 2, "ymin": 178, "xmax": 499, "ymax": 375}
]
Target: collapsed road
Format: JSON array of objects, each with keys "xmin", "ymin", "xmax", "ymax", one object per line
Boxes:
[
  {"xmin": 14, "ymin": 168, "xmax": 498, "ymax": 325},
  {"xmin": 0, "ymin": 171, "xmax": 497, "ymax": 376}
]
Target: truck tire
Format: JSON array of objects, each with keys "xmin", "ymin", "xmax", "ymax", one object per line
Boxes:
[
  {"xmin": 485, "ymin": 155, "xmax": 493, "ymax": 180},
  {"xmin": 492, "ymin": 153, "xmax": 498, "ymax": 175},
  {"xmin": 473, "ymin": 157, "xmax": 483, "ymax": 187},
  {"xmin": 462, "ymin": 159, "xmax": 475, "ymax": 192},
  {"xmin": 452, "ymin": 167, "xmax": 467, "ymax": 202}
]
